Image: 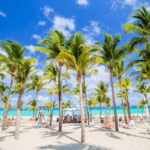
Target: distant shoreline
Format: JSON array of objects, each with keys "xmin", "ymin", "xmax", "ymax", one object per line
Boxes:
[{"xmin": 0, "ymin": 106, "xmax": 146, "ymax": 117}]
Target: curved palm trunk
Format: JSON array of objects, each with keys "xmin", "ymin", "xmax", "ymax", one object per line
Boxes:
[
  {"xmin": 58, "ymin": 65, "xmax": 62, "ymax": 132},
  {"xmin": 50, "ymin": 80, "xmax": 56, "ymax": 126},
  {"xmin": 126, "ymin": 89, "xmax": 131, "ymax": 120},
  {"xmin": 109, "ymin": 68, "xmax": 119, "ymax": 132},
  {"xmin": 119, "ymin": 78, "xmax": 128, "ymax": 124},
  {"xmin": 2, "ymin": 76, "xmax": 13, "ymax": 130},
  {"xmin": 79, "ymin": 76, "xmax": 85, "ymax": 143},
  {"xmin": 15, "ymin": 93, "xmax": 23, "ymax": 140},
  {"xmin": 83, "ymin": 74, "xmax": 90, "ymax": 125}
]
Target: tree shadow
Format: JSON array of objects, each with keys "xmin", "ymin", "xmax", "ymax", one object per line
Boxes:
[
  {"xmin": 37, "ymin": 143, "xmax": 110, "ymax": 150},
  {"xmin": 119, "ymin": 131, "xmax": 150, "ymax": 140},
  {"xmin": 42, "ymin": 128, "xmax": 80, "ymax": 143},
  {"xmin": 106, "ymin": 132, "xmax": 121, "ymax": 139}
]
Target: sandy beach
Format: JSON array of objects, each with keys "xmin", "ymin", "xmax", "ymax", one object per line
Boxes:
[{"xmin": 0, "ymin": 118, "xmax": 150, "ymax": 150}]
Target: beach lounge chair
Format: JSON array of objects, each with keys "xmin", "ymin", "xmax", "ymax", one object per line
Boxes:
[
  {"xmin": 5, "ymin": 119, "xmax": 12, "ymax": 127},
  {"xmin": 128, "ymin": 120, "xmax": 136, "ymax": 127}
]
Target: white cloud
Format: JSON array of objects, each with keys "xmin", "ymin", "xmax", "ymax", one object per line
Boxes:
[
  {"xmin": 86, "ymin": 65, "xmax": 110, "ymax": 93},
  {"xmin": 43, "ymin": 6, "xmax": 54, "ymax": 18},
  {"xmin": 83, "ymin": 21, "xmax": 101, "ymax": 45},
  {"xmin": 110, "ymin": 0, "xmax": 137, "ymax": 10},
  {"xmin": 76, "ymin": 0, "xmax": 89, "ymax": 6},
  {"xmin": 26, "ymin": 45, "xmax": 36, "ymax": 53},
  {"xmin": 0, "ymin": 11, "xmax": 6, "ymax": 17},
  {"xmin": 124, "ymin": 0, "xmax": 137, "ymax": 6},
  {"xmin": 38, "ymin": 21, "xmax": 46, "ymax": 26},
  {"xmin": 32, "ymin": 34, "xmax": 41, "ymax": 41},
  {"xmin": 52, "ymin": 16, "xmax": 75, "ymax": 37}
]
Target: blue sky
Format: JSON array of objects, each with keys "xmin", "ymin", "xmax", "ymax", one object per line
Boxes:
[{"xmin": 0, "ymin": 0, "xmax": 150, "ymax": 107}]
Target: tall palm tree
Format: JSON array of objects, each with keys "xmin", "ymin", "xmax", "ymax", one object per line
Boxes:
[
  {"xmin": 14, "ymin": 58, "xmax": 35, "ymax": 140},
  {"xmin": 83, "ymin": 69, "xmax": 97, "ymax": 125},
  {"xmin": 122, "ymin": 77, "xmax": 132, "ymax": 120},
  {"xmin": 44, "ymin": 62, "xmax": 58, "ymax": 126},
  {"xmin": 0, "ymin": 41, "xmax": 25, "ymax": 130},
  {"xmin": 35, "ymin": 30, "xmax": 66, "ymax": 132},
  {"xmin": 124, "ymin": 4, "xmax": 150, "ymax": 49},
  {"xmin": 135, "ymin": 82, "xmax": 150, "ymax": 117},
  {"xmin": 57, "ymin": 32, "xmax": 97, "ymax": 143},
  {"xmin": 114, "ymin": 61, "xmax": 128, "ymax": 124},
  {"xmin": 27, "ymin": 75, "xmax": 46, "ymax": 117},
  {"xmin": 96, "ymin": 34, "xmax": 126, "ymax": 131}
]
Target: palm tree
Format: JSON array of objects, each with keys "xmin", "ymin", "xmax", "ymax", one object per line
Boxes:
[
  {"xmin": 122, "ymin": 77, "xmax": 132, "ymax": 120},
  {"xmin": 83, "ymin": 69, "xmax": 98, "ymax": 125},
  {"xmin": 27, "ymin": 75, "xmax": 46, "ymax": 117},
  {"xmin": 114, "ymin": 61, "xmax": 128, "ymax": 124},
  {"xmin": 44, "ymin": 101, "xmax": 56, "ymax": 112},
  {"xmin": 35, "ymin": 30, "xmax": 66, "ymax": 132},
  {"xmin": 87, "ymin": 98, "xmax": 94, "ymax": 112},
  {"xmin": 0, "ymin": 82, "xmax": 8, "ymax": 101},
  {"xmin": 14, "ymin": 58, "xmax": 35, "ymax": 140},
  {"xmin": 57, "ymin": 32, "xmax": 97, "ymax": 143},
  {"xmin": 28, "ymin": 99, "xmax": 37, "ymax": 118},
  {"xmin": 44, "ymin": 62, "xmax": 58, "ymax": 126},
  {"xmin": 95, "ymin": 81, "xmax": 108, "ymax": 119},
  {"xmin": 0, "ymin": 41, "xmax": 25, "ymax": 130},
  {"xmin": 0, "ymin": 82, "xmax": 8, "ymax": 110},
  {"xmin": 138, "ymin": 99, "xmax": 147, "ymax": 117},
  {"xmin": 104, "ymin": 96, "xmax": 111, "ymax": 116},
  {"xmin": 62, "ymin": 100, "xmax": 72, "ymax": 109},
  {"xmin": 96, "ymin": 34, "xmax": 126, "ymax": 131},
  {"xmin": 96, "ymin": 95, "xmax": 104, "ymax": 119},
  {"xmin": 135, "ymin": 82, "xmax": 150, "ymax": 117},
  {"xmin": 131, "ymin": 63, "xmax": 150, "ymax": 82},
  {"xmin": 124, "ymin": 4, "xmax": 150, "ymax": 49}
]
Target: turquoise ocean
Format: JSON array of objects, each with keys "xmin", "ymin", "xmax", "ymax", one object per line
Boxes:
[{"xmin": 0, "ymin": 106, "xmax": 145, "ymax": 117}]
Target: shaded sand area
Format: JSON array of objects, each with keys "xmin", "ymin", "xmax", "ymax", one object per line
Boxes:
[{"xmin": 0, "ymin": 121, "xmax": 150, "ymax": 150}]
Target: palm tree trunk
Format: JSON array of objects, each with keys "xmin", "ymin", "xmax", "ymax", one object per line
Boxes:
[
  {"xmin": 119, "ymin": 78, "xmax": 128, "ymax": 124},
  {"xmin": 126, "ymin": 89, "xmax": 131, "ymax": 120},
  {"xmin": 50, "ymin": 80, "xmax": 56, "ymax": 126},
  {"xmin": 2, "ymin": 76, "xmax": 13, "ymax": 130},
  {"xmin": 79, "ymin": 75, "xmax": 85, "ymax": 143},
  {"xmin": 109, "ymin": 68, "xmax": 119, "ymax": 132},
  {"xmin": 58, "ymin": 65, "xmax": 62, "ymax": 132},
  {"xmin": 100, "ymin": 103, "xmax": 102, "ymax": 120},
  {"xmin": 15, "ymin": 93, "xmax": 22, "ymax": 140},
  {"xmin": 83, "ymin": 74, "xmax": 90, "ymax": 125},
  {"xmin": 104, "ymin": 105, "xmax": 106, "ymax": 117},
  {"xmin": 144, "ymin": 94, "xmax": 150, "ymax": 117},
  {"xmin": 35, "ymin": 90, "xmax": 39, "ymax": 118},
  {"xmin": 33, "ymin": 110, "xmax": 35, "ymax": 118}
]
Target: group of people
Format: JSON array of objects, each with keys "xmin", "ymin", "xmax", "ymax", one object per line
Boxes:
[{"xmin": 99, "ymin": 115, "xmax": 144, "ymax": 129}]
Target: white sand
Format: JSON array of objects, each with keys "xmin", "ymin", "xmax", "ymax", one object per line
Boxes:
[{"xmin": 0, "ymin": 120, "xmax": 150, "ymax": 150}]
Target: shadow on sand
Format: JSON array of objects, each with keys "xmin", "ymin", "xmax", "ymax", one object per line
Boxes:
[{"xmin": 37, "ymin": 143, "xmax": 110, "ymax": 150}]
